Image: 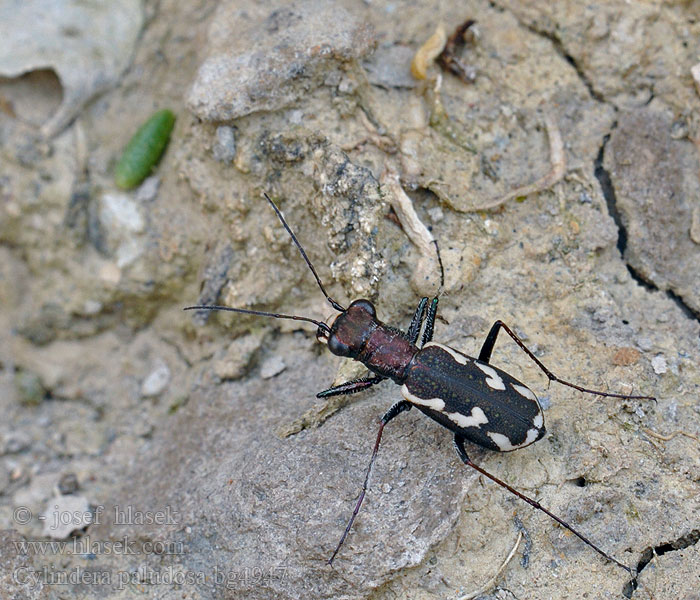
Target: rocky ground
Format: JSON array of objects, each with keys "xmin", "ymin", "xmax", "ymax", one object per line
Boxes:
[{"xmin": 1, "ymin": 1, "xmax": 699, "ymax": 599}]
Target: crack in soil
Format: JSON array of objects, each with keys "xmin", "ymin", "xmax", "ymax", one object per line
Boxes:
[
  {"xmin": 594, "ymin": 132, "xmax": 700, "ymax": 323},
  {"xmin": 500, "ymin": 3, "xmax": 700, "ymax": 325},
  {"xmin": 622, "ymin": 528, "xmax": 700, "ymax": 597},
  {"xmin": 526, "ymin": 25, "xmax": 605, "ymax": 103}
]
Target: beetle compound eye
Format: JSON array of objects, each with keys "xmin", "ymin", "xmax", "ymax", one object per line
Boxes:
[
  {"xmin": 327, "ymin": 334, "xmax": 352, "ymax": 357},
  {"xmin": 349, "ymin": 299, "xmax": 376, "ymax": 317}
]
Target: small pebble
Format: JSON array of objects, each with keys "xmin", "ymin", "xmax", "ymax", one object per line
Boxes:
[
  {"xmin": 651, "ymin": 355, "xmax": 667, "ymax": 375},
  {"xmin": 4, "ymin": 431, "xmax": 32, "ymax": 454},
  {"xmin": 41, "ymin": 494, "xmax": 93, "ymax": 539},
  {"xmin": 212, "ymin": 126, "xmax": 236, "ymax": 163},
  {"xmin": 669, "ymin": 119, "xmax": 688, "ymax": 140},
  {"xmin": 288, "ymin": 110, "xmax": 304, "ymax": 124},
  {"xmin": 135, "ymin": 175, "xmax": 161, "ymax": 202},
  {"xmin": 213, "ymin": 333, "xmax": 264, "ymax": 380},
  {"xmin": 483, "ymin": 219, "xmax": 498, "ymax": 236},
  {"xmin": 82, "ymin": 300, "xmax": 103, "ymax": 316},
  {"xmin": 592, "ymin": 307, "xmax": 612, "ymax": 324},
  {"xmin": 691, "ymin": 205, "xmax": 700, "ymax": 245},
  {"xmin": 58, "ymin": 473, "xmax": 79, "ymax": 495},
  {"xmin": 141, "ymin": 364, "xmax": 171, "ymax": 397},
  {"xmin": 691, "ymin": 62, "xmax": 700, "ymax": 98},
  {"xmin": 0, "ymin": 463, "xmax": 9, "ymax": 494},
  {"xmin": 337, "ymin": 75, "xmax": 357, "ymax": 94},
  {"xmin": 612, "ymin": 347, "xmax": 640, "ymax": 366},
  {"xmin": 260, "ymin": 356, "xmax": 286, "ymax": 379},
  {"xmin": 428, "ymin": 207, "xmax": 444, "ymax": 223},
  {"xmin": 636, "ymin": 336, "xmax": 653, "ymax": 352},
  {"xmin": 15, "ymin": 371, "xmax": 46, "ymax": 406}
]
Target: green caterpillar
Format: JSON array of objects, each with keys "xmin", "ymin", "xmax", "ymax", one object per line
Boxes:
[{"xmin": 114, "ymin": 109, "xmax": 176, "ymax": 189}]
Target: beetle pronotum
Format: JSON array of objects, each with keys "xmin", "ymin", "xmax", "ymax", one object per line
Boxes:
[{"xmin": 187, "ymin": 193, "xmax": 654, "ymax": 575}]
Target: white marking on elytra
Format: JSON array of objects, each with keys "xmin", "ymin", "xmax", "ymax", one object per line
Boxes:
[
  {"xmin": 475, "ymin": 362, "xmax": 506, "ymax": 390},
  {"xmin": 424, "ymin": 342, "xmax": 469, "ymax": 365},
  {"xmin": 512, "ymin": 383, "xmax": 537, "ymax": 402},
  {"xmin": 401, "ymin": 385, "xmax": 446, "ymax": 411},
  {"xmin": 487, "ymin": 432, "xmax": 516, "ymax": 451},
  {"xmin": 446, "ymin": 406, "xmax": 488, "ymax": 429},
  {"xmin": 533, "ymin": 412, "xmax": 544, "ymax": 429},
  {"xmin": 488, "ymin": 428, "xmax": 541, "ymax": 451},
  {"xmin": 524, "ymin": 428, "xmax": 540, "ymax": 445}
]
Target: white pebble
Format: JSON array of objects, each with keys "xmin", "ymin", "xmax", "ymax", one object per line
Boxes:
[
  {"xmin": 212, "ymin": 126, "xmax": 236, "ymax": 163},
  {"xmin": 260, "ymin": 356, "xmax": 286, "ymax": 380},
  {"xmin": 651, "ymin": 355, "xmax": 667, "ymax": 375},
  {"xmin": 428, "ymin": 207, "xmax": 444, "ymax": 223},
  {"xmin": 41, "ymin": 494, "xmax": 92, "ymax": 539},
  {"xmin": 141, "ymin": 364, "xmax": 171, "ymax": 397},
  {"xmin": 135, "ymin": 176, "xmax": 161, "ymax": 202}
]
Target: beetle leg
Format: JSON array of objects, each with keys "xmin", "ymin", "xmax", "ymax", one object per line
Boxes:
[
  {"xmin": 420, "ymin": 297, "xmax": 439, "ymax": 347},
  {"xmin": 478, "ymin": 320, "xmax": 654, "ymax": 401},
  {"xmin": 317, "ymin": 376, "xmax": 385, "ymax": 398},
  {"xmin": 453, "ymin": 434, "xmax": 633, "ymax": 574},
  {"xmin": 406, "ymin": 297, "xmax": 429, "ymax": 344},
  {"xmin": 328, "ymin": 400, "xmax": 412, "ymax": 565}
]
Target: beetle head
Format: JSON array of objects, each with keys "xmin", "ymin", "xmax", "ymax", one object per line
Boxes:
[{"xmin": 323, "ymin": 299, "xmax": 377, "ymax": 358}]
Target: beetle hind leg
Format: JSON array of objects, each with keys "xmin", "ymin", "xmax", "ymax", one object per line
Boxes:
[
  {"xmin": 328, "ymin": 400, "xmax": 412, "ymax": 565},
  {"xmin": 453, "ymin": 434, "xmax": 632, "ymax": 574},
  {"xmin": 478, "ymin": 320, "xmax": 654, "ymax": 401}
]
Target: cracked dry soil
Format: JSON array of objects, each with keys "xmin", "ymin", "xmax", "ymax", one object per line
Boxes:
[{"xmin": 1, "ymin": 1, "xmax": 699, "ymax": 599}]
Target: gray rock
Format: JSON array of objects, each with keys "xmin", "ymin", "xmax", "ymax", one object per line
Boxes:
[
  {"xmin": 363, "ymin": 44, "xmax": 416, "ymax": 89},
  {"xmin": 14, "ymin": 370, "xmax": 46, "ymax": 406},
  {"xmin": 212, "ymin": 126, "xmax": 236, "ymax": 163},
  {"xmin": 605, "ymin": 106, "xmax": 700, "ymax": 314},
  {"xmin": 259, "ymin": 355, "xmax": 286, "ymax": 379},
  {"xmin": 134, "ymin": 175, "xmax": 161, "ymax": 202},
  {"xmin": 0, "ymin": 529, "xmax": 48, "ymax": 599},
  {"xmin": 92, "ymin": 191, "xmax": 146, "ymax": 268},
  {"xmin": 3, "ymin": 431, "xmax": 32, "ymax": 455},
  {"xmin": 57, "ymin": 472, "xmax": 79, "ymax": 495},
  {"xmin": 140, "ymin": 363, "xmax": 171, "ymax": 397},
  {"xmin": 0, "ymin": 0, "xmax": 143, "ymax": 136},
  {"xmin": 187, "ymin": 1, "xmax": 376, "ymax": 121},
  {"xmin": 94, "ymin": 343, "xmax": 466, "ymax": 599},
  {"xmin": 40, "ymin": 494, "xmax": 92, "ymax": 539}
]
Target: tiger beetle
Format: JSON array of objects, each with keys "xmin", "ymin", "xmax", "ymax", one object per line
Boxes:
[{"xmin": 186, "ymin": 193, "xmax": 655, "ymax": 575}]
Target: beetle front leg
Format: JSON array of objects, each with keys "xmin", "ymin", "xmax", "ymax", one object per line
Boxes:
[
  {"xmin": 478, "ymin": 320, "xmax": 654, "ymax": 401},
  {"xmin": 406, "ymin": 297, "xmax": 428, "ymax": 344},
  {"xmin": 420, "ymin": 297, "xmax": 439, "ymax": 347},
  {"xmin": 316, "ymin": 376, "xmax": 385, "ymax": 398},
  {"xmin": 328, "ymin": 400, "xmax": 412, "ymax": 565},
  {"xmin": 453, "ymin": 435, "xmax": 632, "ymax": 574}
]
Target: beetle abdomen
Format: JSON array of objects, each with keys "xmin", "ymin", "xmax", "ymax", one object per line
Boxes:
[{"xmin": 401, "ymin": 342, "xmax": 545, "ymax": 452}]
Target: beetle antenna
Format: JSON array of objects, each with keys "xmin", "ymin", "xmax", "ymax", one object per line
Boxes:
[
  {"xmin": 184, "ymin": 305, "xmax": 331, "ymax": 336},
  {"xmin": 263, "ymin": 193, "xmax": 345, "ymax": 312}
]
